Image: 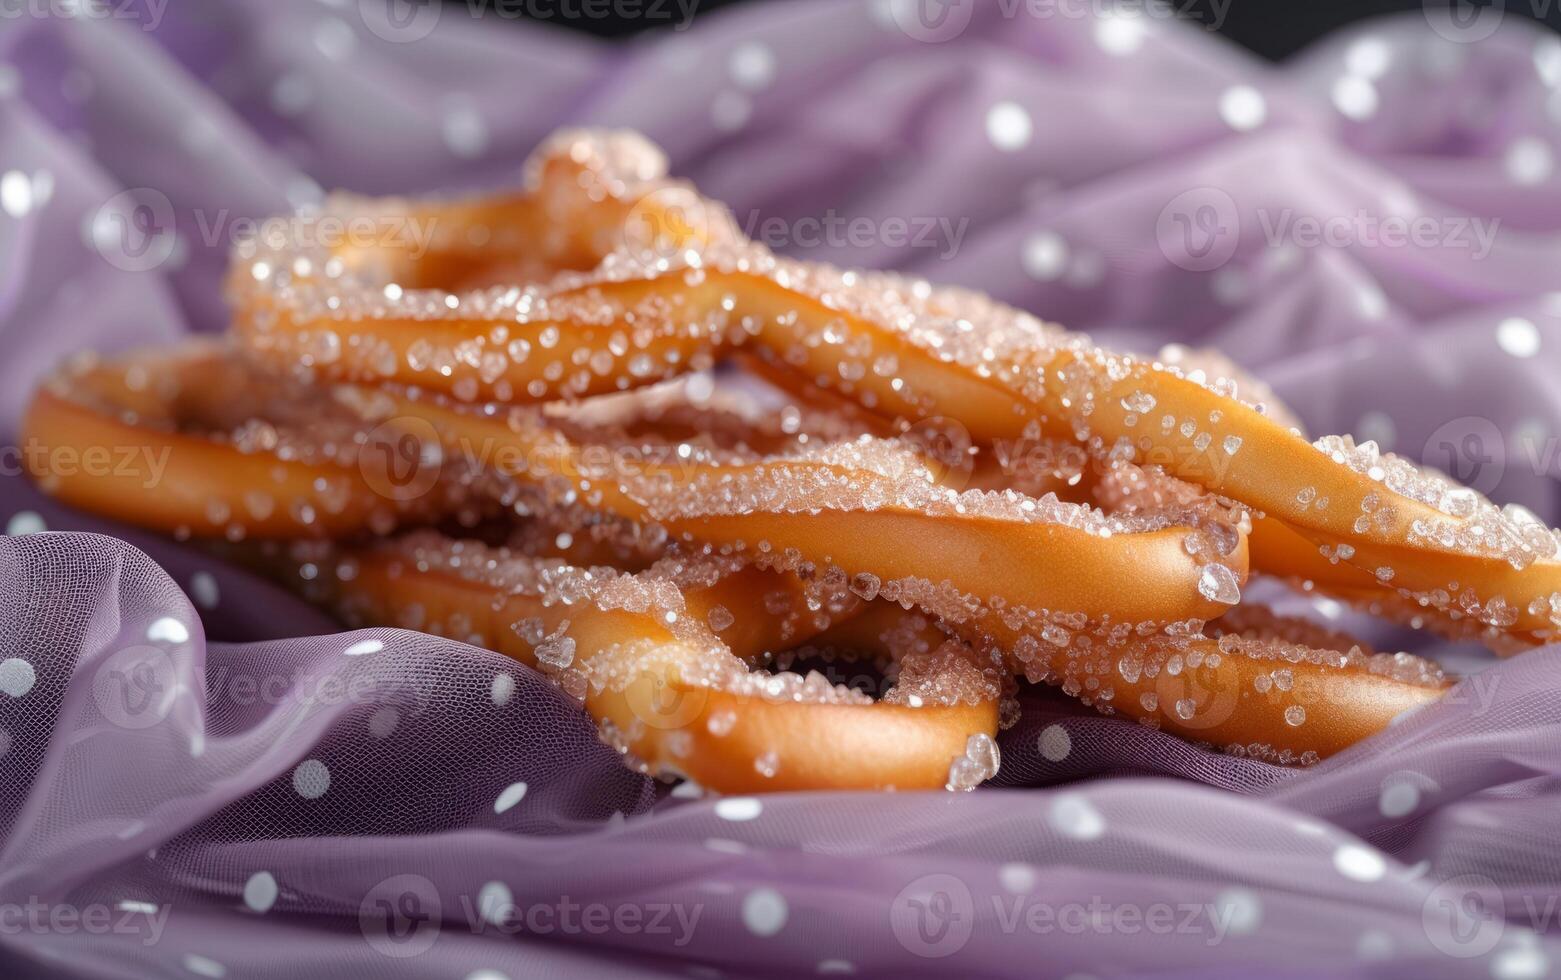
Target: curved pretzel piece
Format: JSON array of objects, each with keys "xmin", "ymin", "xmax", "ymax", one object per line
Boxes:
[
  {"xmin": 20, "ymin": 342, "xmax": 456, "ymax": 540},
  {"xmin": 279, "ymin": 531, "xmax": 1004, "ymax": 793},
  {"xmin": 338, "ymin": 383, "xmax": 1249, "ymax": 631}
]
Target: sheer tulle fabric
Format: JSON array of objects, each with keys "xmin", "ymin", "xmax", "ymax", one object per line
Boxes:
[{"xmin": 1, "ymin": 2, "xmax": 1559, "ymax": 977}]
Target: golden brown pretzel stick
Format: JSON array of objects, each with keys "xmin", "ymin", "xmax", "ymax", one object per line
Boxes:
[
  {"xmin": 20, "ymin": 342, "xmax": 448, "ymax": 539},
  {"xmin": 340, "ymin": 384, "xmax": 1249, "ymax": 630},
  {"xmin": 959, "ymin": 611, "xmax": 1446, "ymax": 764},
  {"xmin": 303, "ymin": 532, "xmax": 1002, "ymax": 793}
]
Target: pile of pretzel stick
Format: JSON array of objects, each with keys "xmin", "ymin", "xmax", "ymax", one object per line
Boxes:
[{"xmin": 24, "ymin": 130, "xmax": 1558, "ymax": 793}]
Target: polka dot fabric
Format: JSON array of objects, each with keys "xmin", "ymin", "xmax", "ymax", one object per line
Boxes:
[{"xmin": 1, "ymin": 1, "xmax": 1560, "ymax": 977}]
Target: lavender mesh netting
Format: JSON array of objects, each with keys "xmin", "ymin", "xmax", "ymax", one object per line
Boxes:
[{"xmin": 2, "ymin": 1, "xmax": 1560, "ymax": 977}]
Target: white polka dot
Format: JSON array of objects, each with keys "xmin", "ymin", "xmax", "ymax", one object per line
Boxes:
[
  {"xmin": 1037, "ymin": 724, "xmax": 1072, "ymax": 762},
  {"xmin": 1022, "ymin": 232, "xmax": 1069, "ymax": 281},
  {"xmin": 1356, "ymin": 929, "xmax": 1394, "ymax": 960},
  {"xmin": 1332, "ymin": 75, "xmax": 1379, "ymax": 120},
  {"xmin": 182, "ymin": 953, "xmax": 226, "ymax": 978},
  {"xmin": 1212, "ymin": 266, "xmax": 1250, "ymax": 306},
  {"xmin": 117, "ymin": 900, "xmax": 157, "ymax": 914},
  {"xmin": 816, "ymin": 960, "xmax": 856, "ymax": 974},
  {"xmin": 0, "ymin": 170, "xmax": 32, "ymax": 217},
  {"xmin": 147, "ymin": 617, "xmax": 190, "ymax": 644},
  {"xmin": 729, "ymin": 42, "xmax": 776, "ymax": 90},
  {"xmin": 494, "ymin": 781, "xmax": 528, "ymax": 814},
  {"xmin": 443, "ymin": 102, "xmax": 489, "ymax": 159},
  {"xmin": 6, "ymin": 511, "xmax": 45, "ymax": 535},
  {"xmin": 1345, "ymin": 37, "xmax": 1391, "ymax": 79},
  {"xmin": 671, "ymin": 779, "xmax": 703, "ymax": 799},
  {"xmin": 477, "ymin": 881, "xmax": 512, "ymax": 925},
  {"xmin": 1536, "ymin": 36, "xmax": 1561, "ymax": 85},
  {"xmin": 343, "ymin": 638, "xmax": 384, "ymax": 656},
  {"xmin": 1213, "ymin": 888, "xmax": 1262, "ymax": 935},
  {"xmin": 242, "ymin": 871, "xmax": 278, "ymax": 913},
  {"xmin": 1356, "ymin": 411, "xmax": 1397, "ymax": 450},
  {"xmin": 985, "ymin": 101, "xmax": 1033, "ymax": 152},
  {"xmin": 1493, "ymin": 944, "xmax": 1550, "ymax": 980},
  {"xmin": 490, "ymin": 672, "xmax": 515, "ymax": 707},
  {"xmin": 1497, "ymin": 317, "xmax": 1541, "ymax": 358},
  {"xmin": 1378, "ymin": 781, "xmax": 1420, "ymax": 818},
  {"xmin": 1356, "ymin": 282, "xmax": 1388, "ymax": 321},
  {"xmin": 714, "ymin": 797, "xmax": 762, "ymax": 821},
  {"xmin": 1219, "ymin": 85, "xmax": 1267, "ymax": 131},
  {"xmin": 285, "ymin": 176, "xmax": 323, "ymax": 211},
  {"xmin": 1313, "ymin": 597, "xmax": 1345, "ymax": 620},
  {"xmin": 742, "ymin": 887, "xmax": 787, "ymax": 937},
  {"xmin": 190, "ymin": 572, "xmax": 220, "ymax": 610},
  {"xmin": 1066, "ymin": 250, "xmax": 1105, "ymax": 288},
  {"xmin": 1049, "ymin": 793, "xmax": 1105, "ymax": 840},
  {"xmin": 999, "ymin": 862, "xmax": 1036, "ymax": 893},
  {"xmin": 1332, "ymin": 843, "xmax": 1386, "ymax": 882},
  {"xmin": 270, "ymin": 73, "xmax": 314, "ymax": 117},
  {"xmin": 312, "ymin": 18, "xmax": 356, "ymax": 59},
  {"xmin": 465, "ymin": 972, "xmax": 510, "ymax": 980},
  {"xmin": 0, "ymin": 659, "xmax": 35, "ymax": 698},
  {"xmin": 704, "ymin": 837, "xmax": 747, "ymax": 855},
  {"xmin": 368, "ymin": 706, "xmax": 399, "ymax": 739},
  {"xmin": 291, "ymin": 759, "xmax": 330, "ymax": 799},
  {"xmin": 1514, "ymin": 419, "xmax": 1552, "ymax": 462},
  {"xmin": 1094, "ymin": 12, "xmax": 1145, "ymax": 55},
  {"xmin": 1506, "ymin": 137, "xmax": 1554, "ymax": 186},
  {"xmin": 711, "ymin": 90, "xmax": 752, "ymax": 132}
]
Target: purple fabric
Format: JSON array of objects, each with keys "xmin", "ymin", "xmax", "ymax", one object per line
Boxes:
[{"xmin": 1, "ymin": 2, "xmax": 1559, "ymax": 977}]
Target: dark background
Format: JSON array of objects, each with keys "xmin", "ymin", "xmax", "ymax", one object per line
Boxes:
[{"xmin": 445, "ymin": 0, "xmax": 1548, "ymax": 61}]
